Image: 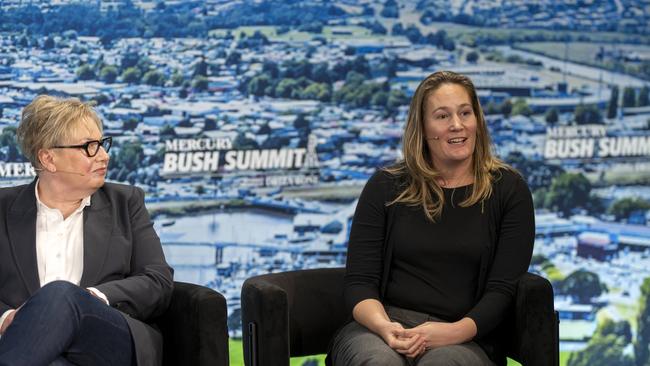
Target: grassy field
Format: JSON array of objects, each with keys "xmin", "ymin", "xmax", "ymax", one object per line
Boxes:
[
  {"xmin": 209, "ymin": 25, "xmax": 406, "ymax": 43},
  {"xmin": 513, "ymin": 42, "xmax": 650, "ymax": 67},
  {"xmin": 228, "ymin": 339, "xmax": 570, "ymax": 365}
]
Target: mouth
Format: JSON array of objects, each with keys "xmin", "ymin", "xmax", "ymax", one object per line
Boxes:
[{"xmin": 447, "ymin": 137, "xmax": 467, "ymax": 144}]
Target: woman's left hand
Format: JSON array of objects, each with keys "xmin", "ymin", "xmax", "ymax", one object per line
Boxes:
[{"xmin": 401, "ymin": 317, "xmax": 477, "ymax": 350}]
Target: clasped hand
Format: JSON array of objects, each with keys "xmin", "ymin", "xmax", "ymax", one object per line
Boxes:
[{"xmin": 378, "ymin": 321, "xmax": 461, "ymax": 358}]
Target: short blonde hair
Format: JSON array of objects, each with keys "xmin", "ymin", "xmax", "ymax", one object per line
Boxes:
[{"xmin": 17, "ymin": 95, "xmax": 103, "ymax": 169}]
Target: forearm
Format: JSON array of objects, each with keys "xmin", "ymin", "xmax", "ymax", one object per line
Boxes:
[
  {"xmin": 449, "ymin": 317, "xmax": 477, "ymax": 344},
  {"xmin": 352, "ymin": 298, "xmax": 391, "ymax": 334}
]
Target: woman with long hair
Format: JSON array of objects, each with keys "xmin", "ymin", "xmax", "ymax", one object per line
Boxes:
[{"xmin": 330, "ymin": 71, "xmax": 534, "ymax": 365}]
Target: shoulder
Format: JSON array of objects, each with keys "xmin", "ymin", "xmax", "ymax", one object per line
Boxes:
[
  {"xmin": 364, "ymin": 165, "xmax": 404, "ymax": 197},
  {"xmin": 0, "ymin": 182, "xmax": 34, "ymax": 208},
  {"xmin": 0, "ymin": 184, "xmax": 30, "ymax": 200},
  {"xmin": 97, "ymin": 182, "xmax": 145, "ymax": 204},
  {"xmin": 491, "ymin": 167, "xmax": 528, "ymax": 192}
]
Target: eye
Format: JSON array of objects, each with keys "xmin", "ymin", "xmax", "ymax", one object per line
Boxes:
[
  {"xmin": 435, "ymin": 113, "xmax": 449, "ymax": 120},
  {"xmin": 461, "ymin": 110, "xmax": 473, "ymax": 117}
]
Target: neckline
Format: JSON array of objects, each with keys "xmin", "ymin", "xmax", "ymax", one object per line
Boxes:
[{"xmin": 441, "ymin": 183, "xmax": 473, "ymax": 190}]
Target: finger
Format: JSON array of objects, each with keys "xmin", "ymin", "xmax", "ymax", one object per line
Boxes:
[
  {"xmin": 411, "ymin": 344, "xmax": 427, "ymax": 358},
  {"xmin": 405, "ymin": 337, "xmax": 424, "ymax": 355},
  {"xmin": 393, "ymin": 334, "xmax": 421, "ymax": 352}
]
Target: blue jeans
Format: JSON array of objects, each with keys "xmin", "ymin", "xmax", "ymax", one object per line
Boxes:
[{"xmin": 0, "ymin": 281, "xmax": 134, "ymax": 366}]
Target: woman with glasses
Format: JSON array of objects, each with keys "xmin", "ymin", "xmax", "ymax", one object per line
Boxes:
[{"xmin": 0, "ymin": 95, "xmax": 173, "ymax": 366}]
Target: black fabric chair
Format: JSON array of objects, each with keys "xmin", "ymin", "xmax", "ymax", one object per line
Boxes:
[
  {"xmin": 241, "ymin": 268, "xmax": 559, "ymax": 366},
  {"xmin": 154, "ymin": 281, "xmax": 229, "ymax": 366}
]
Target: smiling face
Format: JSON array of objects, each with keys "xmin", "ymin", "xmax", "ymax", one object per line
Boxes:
[{"xmin": 423, "ymin": 83, "xmax": 477, "ymax": 171}]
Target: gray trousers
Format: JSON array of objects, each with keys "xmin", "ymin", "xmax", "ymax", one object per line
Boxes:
[{"xmin": 330, "ymin": 306, "xmax": 495, "ymax": 366}]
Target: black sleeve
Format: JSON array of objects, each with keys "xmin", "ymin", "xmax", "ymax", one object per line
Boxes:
[
  {"xmin": 466, "ymin": 173, "xmax": 535, "ymax": 337},
  {"xmin": 343, "ymin": 171, "xmax": 393, "ymax": 315},
  {"xmin": 95, "ymin": 186, "xmax": 174, "ymax": 320}
]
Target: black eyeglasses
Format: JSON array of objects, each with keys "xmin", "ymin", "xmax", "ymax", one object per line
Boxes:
[{"xmin": 53, "ymin": 137, "xmax": 112, "ymax": 157}]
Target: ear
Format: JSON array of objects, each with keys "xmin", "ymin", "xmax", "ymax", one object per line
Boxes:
[{"xmin": 37, "ymin": 148, "xmax": 56, "ymax": 173}]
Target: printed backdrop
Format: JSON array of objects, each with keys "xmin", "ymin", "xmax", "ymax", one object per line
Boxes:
[{"xmin": 0, "ymin": 1, "xmax": 649, "ymax": 365}]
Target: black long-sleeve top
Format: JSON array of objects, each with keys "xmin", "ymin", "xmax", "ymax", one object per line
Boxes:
[{"xmin": 344, "ymin": 167, "xmax": 534, "ymax": 346}]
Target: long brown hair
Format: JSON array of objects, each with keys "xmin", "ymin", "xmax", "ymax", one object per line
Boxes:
[{"xmin": 385, "ymin": 70, "xmax": 511, "ymax": 221}]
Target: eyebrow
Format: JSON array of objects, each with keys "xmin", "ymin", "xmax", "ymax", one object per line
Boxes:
[{"xmin": 432, "ymin": 103, "xmax": 472, "ymax": 113}]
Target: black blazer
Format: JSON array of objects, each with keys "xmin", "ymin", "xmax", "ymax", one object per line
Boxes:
[{"xmin": 0, "ymin": 180, "xmax": 174, "ymax": 366}]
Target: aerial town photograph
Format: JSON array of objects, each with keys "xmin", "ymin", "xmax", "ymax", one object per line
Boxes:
[{"xmin": 0, "ymin": 0, "xmax": 649, "ymax": 365}]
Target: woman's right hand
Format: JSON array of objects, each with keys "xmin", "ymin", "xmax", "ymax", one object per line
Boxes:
[
  {"xmin": 377, "ymin": 320, "xmax": 426, "ymax": 358},
  {"xmin": 0, "ymin": 309, "xmax": 17, "ymax": 335}
]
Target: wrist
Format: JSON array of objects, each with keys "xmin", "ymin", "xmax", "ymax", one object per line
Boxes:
[{"xmin": 450, "ymin": 318, "xmax": 477, "ymax": 343}]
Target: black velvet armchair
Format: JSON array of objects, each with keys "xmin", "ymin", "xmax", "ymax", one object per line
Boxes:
[
  {"xmin": 154, "ymin": 281, "xmax": 230, "ymax": 366},
  {"xmin": 241, "ymin": 268, "xmax": 558, "ymax": 366}
]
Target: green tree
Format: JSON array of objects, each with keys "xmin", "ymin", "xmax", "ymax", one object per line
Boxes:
[
  {"xmin": 76, "ymin": 64, "xmax": 95, "ymax": 80},
  {"xmin": 225, "ymin": 51, "xmax": 241, "ymax": 66},
  {"xmin": 574, "ymin": 104, "xmax": 603, "ymax": 125},
  {"xmin": 512, "ymin": 98, "xmax": 532, "ymax": 116},
  {"xmin": 142, "ymin": 70, "xmax": 165, "ymax": 86},
  {"xmin": 115, "ymin": 141, "xmax": 144, "ymax": 171},
  {"xmin": 636, "ymin": 277, "xmax": 650, "ymax": 366},
  {"xmin": 43, "ymin": 36, "xmax": 55, "ymax": 49},
  {"xmin": 193, "ymin": 57, "xmax": 208, "ymax": 77},
  {"xmin": 247, "ymin": 74, "xmax": 272, "ymax": 97},
  {"xmin": 0, "ymin": 126, "xmax": 22, "ymax": 161},
  {"xmin": 638, "ymin": 86, "xmax": 649, "ymax": 107},
  {"xmin": 596, "ymin": 318, "xmax": 632, "ymax": 343},
  {"xmin": 232, "ymin": 132, "xmax": 259, "ymax": 149},
  {"xmin": 558, "ymin": 269, "xmax": 606, "ymax": 303},
  {"xmin": 545, "ymin": 173, "xmax": 591, "ymax": 216},
  {"xmin": 300, "ymin": 82, "xmax": 331, "ymax": 101},
  {"xmin": 545, "ymin": 107, "xmax": 559, "ymax": 124},
  {"xmin": 567, "ymin": 334, "xmax": 633, "ymax": 366},
  {"xmin": 122, "ymin": 118, "xmax": 139, "ymax": 131},
  {"xmin": 623, "ymin": 87, "xmax": 636, "ymax": 108},
  {"xmin": 387, "ymin": 89, "xmax": 409, "ymax": 111},
  {"xmin": 500, "ymin": 100, "xmax": 513, "ymax": 117},
  {"xmin": 121, "ymin": 67, "xmax": 141, "ymax": 84},
  {"xmin": 275, "ymin": 78, "xmax": 300, "ymax": 99},
  {"xmin": 466, "ymin": 51, "xmax": 479, "ymax": 63},
  {"xmin": 607, "ymin": 86, "xmax": 619, "ymax": 118},
  {"xmin": 99, "ymin": 65, "xmax": 118, "ymax": 83},
  {"xmin": 192, "ymin": 76, "xmax": 209, "ymax": 91},
  {"xmin": 294, "ymin": 114, "xmax": 309, "ymax": 129},
  {"xmin": 608, "ymin": 197, "xmax": 650, "ymax": 221},
  {"xmin": 171, "ymin": 70, "xmax": 184, "ymax": 87}
]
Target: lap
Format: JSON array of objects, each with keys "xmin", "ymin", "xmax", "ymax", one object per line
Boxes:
[
  {"xmin": 330, "ymin": 306, "xmax": 494, "ymax": 366},
  {"xmin": 416, "ymin": 343, "xmax": 494, "ymax": 366}
]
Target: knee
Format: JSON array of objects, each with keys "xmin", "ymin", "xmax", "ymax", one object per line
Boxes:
[
  {"xmin": 37, "ymin": 281, "xmax": 87, "ymax": 304},
  {"xmin": 344, "ymin": 346, "xmax": 405, "ymax": 366},
  {"xmin": 419, "ymin": 345, "xmax": 485, "ymax": 366}
]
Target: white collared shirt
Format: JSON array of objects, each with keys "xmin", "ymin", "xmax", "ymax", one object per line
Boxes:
[
  {"xmin": 35, "ymin": 180, "xmax": 89, "ymax": 287},
  {"xmin": 0, "ymin": 182, "xmax": 108, "ymax": 334}
]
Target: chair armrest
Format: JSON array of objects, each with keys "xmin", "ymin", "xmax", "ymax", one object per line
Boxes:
[
  {"xmin": 156, "ymin": 281, "xmax": 229, "ymax": 366},
  {"xmin": 241, "ymin": 268, "xmax": 347, "ymax": 366},
  {"xmin": 508, "ymin": 272, "xmax": 559, "ymax": 366}
]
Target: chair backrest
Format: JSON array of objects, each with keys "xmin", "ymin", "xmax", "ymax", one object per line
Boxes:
[
  {"xmin": 242, "ymin": 267, "xmax": 347, "ymax": 363},
  {"xmin": 242, "ymin": 269, "xmax": 559, "ymax": 366}
]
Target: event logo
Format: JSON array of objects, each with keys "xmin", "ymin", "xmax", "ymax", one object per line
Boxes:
[
  {"xmin": 0, "ymin": 163, "xmax": 35, "ymax": 178},
  {"xmin": 161, "ymin": 134, "xmax": 321, "ymax": 186},
  {"xmin": 544, "ymin": 125, "xmax": 650, "ymax": 160}
]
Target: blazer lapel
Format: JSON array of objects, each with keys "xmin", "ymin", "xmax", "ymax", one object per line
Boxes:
[
  {"xmin": 7, "ymin": 180, "xmax": 40, "ymax": 295},
  {"xmin": 80, "ymin": 188, "xmax": 112, "ymax": 287}
]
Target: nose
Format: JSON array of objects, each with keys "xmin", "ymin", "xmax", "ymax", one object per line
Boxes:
[
  {"xmin": 450, "ymin": 114, "xmax": 463, "ymax": 131},
  {"xmin": 96, "ymin": 145, "xmax": 110, "ymax": 162}
]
